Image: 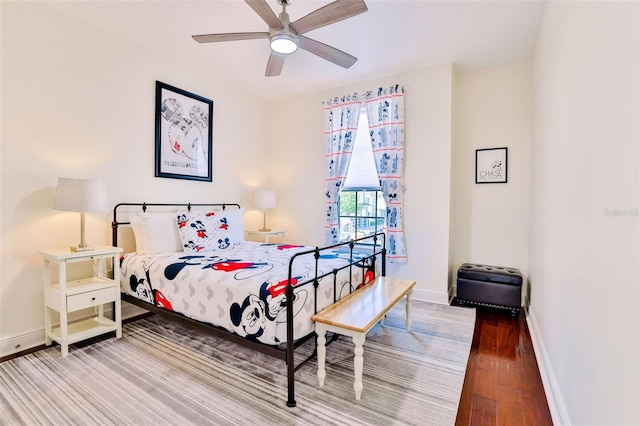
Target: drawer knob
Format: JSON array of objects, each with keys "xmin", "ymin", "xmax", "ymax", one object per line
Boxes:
[{"xmin": 91, "ymin": 297, "xmax": 96, "ymax": 302}]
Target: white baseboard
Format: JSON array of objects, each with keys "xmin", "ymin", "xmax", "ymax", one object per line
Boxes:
[
  {"xmin": 0, "ymin": 327, "xmax": 46, "ymax": 358},
  {"xmin": 413, "ymin": 288, "xmax": 450, "ymax": 304},
  {"xmin": 526, "ymin": 305, "xmax": 571, "ymax": 425}
]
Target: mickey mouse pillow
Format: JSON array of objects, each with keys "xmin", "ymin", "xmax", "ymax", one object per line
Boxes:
[{"xmin": 176, "ymin": 208, "xmax": 244, "ymax": 253}]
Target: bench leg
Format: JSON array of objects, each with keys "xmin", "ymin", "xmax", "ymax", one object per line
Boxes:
[
  {"xmin": 406, "ymin": 289, "xmax": 413, "ymax": 332},
  {"xmin": 352, "ymin": 333, "xmax": 366, "ymax": 400},
  {"xmin": 317, "ymin": 325, "xmax": 327, "ymax": 387}
]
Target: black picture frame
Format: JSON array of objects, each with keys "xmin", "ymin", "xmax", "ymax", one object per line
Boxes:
[
  {"xmin": 155, "ymin": 81, "xmax": 213, "ymax": 182},
  {"xmin": 475, "ymin": 147, "xmax": 508, "ymax": 184}
]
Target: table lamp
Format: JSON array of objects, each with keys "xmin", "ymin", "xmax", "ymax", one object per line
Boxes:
[
  {"xmin": 253, "ymin": 189, "xmax": 276, "ymax": 232},
  {"xmin": 54, "ymin": 177, "xmax": 108, "ymax": 251}
]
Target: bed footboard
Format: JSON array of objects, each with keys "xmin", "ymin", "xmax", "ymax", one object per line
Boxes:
[{"xmin": 284, "ymin": 233, "xmax": 386, "ymax": 407}]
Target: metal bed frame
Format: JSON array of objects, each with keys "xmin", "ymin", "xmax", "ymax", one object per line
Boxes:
[{"xmin": 112, "ymin": 202, "xmax": 386, "ymax": 407}]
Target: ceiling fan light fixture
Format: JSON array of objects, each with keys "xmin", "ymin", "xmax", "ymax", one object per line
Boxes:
[{"xmin": 270, "ymin": 32, "xmax": 298, "ymax": 54}]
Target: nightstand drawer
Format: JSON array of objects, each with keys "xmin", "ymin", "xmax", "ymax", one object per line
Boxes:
[{"xmin": 67, "ymin": 287, "xmax": 116, "ymax": 312}]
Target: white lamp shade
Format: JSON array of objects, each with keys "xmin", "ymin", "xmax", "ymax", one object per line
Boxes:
[
  {"xmin": 54, "ymin": 178, "xmax": 108, "ymax": 213},
  {"xmin": 253, "ymin": 189, "xmax": 276, "ymax": 209}
]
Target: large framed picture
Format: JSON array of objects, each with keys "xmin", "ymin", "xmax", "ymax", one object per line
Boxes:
[
  {"xmin": 155, "ymin": 81, "xmax": 213, "ymax": 182},
  {"xmin": 475, "ymin": 147, "xmax": 508, "ymax": 184}
]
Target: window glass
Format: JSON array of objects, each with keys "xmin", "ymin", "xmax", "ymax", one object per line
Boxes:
[
  {"xmin": 338, "ymin": 189, "xmax": 386, "ymax": 243},
  {"xmin": 343, "ymin": 110, "xmax": 379, "ymax": 190}
]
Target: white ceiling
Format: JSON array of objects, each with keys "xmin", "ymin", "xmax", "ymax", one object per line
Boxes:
[{"xmin": 47, "ymin": 0, "xmax": 547, "ymax": 102}]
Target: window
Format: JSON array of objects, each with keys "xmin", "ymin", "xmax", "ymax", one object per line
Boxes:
[
  {"xmin": 338, "ymin": 190, "xmax": 386, "ymax": 242},
  {"xmin": 338, "ymin": 109, "xmax": 386, "ymax": 243}
]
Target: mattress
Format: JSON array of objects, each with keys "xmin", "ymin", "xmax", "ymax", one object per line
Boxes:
[{"xmin": 120, "ymin": 241, "xmax": 375, "ymax": 345}]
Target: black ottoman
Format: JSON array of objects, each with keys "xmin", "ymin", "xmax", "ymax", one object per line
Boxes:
[{"xmin": 456, "ymin": 263, "xmax": 522, "ymax": 316}]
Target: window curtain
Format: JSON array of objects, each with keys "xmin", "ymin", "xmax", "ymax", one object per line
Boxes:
[
  {"xmin": 324, "ymin": 93, "xmax": 362, "ymax": 244},
  {"xmin": 364, "ymin": 85, "xmax": 407, "ymax": 263}
]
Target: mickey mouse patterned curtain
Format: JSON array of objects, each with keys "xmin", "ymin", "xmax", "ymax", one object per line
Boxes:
[
  {"xmin": 364, "ymin": 85, "xmax": 407, "ymax": 263},
  {"xmin": 323, "ymin": 93, "xmax": 362, "ymax": 244}
]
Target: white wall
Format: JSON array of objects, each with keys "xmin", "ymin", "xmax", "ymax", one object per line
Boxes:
[
  {"xmin": 0, "ymin": 2, "xmax": 271, "ymax": 355},
  {"xmin": 530, "ymin": 1, "xmax": 639, "ymax": 424},
  {"xmin": 267, "ymin": 65, "xmax": 454, "ymax": 303},
  {"xmin": 451, "ymin": 63, "xmax": 532, "ymax": 302}
]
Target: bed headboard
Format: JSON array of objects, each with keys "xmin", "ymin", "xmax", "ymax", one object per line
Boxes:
[{"xmin": 111, "ymin": 202, "xmax": 241, "ymax": 248}]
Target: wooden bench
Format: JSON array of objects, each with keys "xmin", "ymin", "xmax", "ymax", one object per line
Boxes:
[{"xmin": 311, "ymin": 276, "xmax": 416, "ymax": 400}]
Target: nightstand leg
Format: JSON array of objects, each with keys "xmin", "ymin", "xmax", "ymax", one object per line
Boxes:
[
  {"xmin": 115, "ymin": 301, "xmax": 122, "ymax": 338},
  {"xmin": 97, "ymin": 258, "xmax": 105, "ymax": 321},
  {"xmin": 43, "ymin": 260, "xmax": 52, "ymax": 346},
  {"xmin": 113, "ymin": 256, "xmax": 122, "ymax": 338},
  {"xmin": 44, "ymin": 308, "xmax": 52, "ymax": 346},
  {"xmin": 59, "ymin": 263, "xmax": 68, "ymax": 357}
]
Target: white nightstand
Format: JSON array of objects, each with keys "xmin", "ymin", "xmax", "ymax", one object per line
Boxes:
[
  {"xmin": 246, "ymin": 229, "xmax": 286, "ymax": 243},
  {"xmin": 40, "ymin": 245, "xmax": 123, "ymax": 357}
]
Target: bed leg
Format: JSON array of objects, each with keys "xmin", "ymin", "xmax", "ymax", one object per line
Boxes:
[
  {"xmin": 286, "ymin": 344, "xmax": 297, "ymax": 407},
  {"xmin": 286, "ymin": 357, "xmax": 296, "ymax": 407},
  {"xmin": 286, "ymin": 281, "xmax": 297, "ymax": 408}
]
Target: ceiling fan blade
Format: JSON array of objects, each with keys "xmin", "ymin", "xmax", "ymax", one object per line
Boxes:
[
  {"xmin": 291, "ymin": 0, "xmax": 367, "ymax": 35},
  {"xmin": 265, "ymin": 52, "xmax": 285, "ymax": 76},
  {"xmin": 298, "ymin": 36, "xmax": 357, "ymax": 69},
  {"xmin": 245, "ymin": 0, "xmax": 284, "ymax": 30},
  {"xmin": 192, "ymin": 32, "xmax": 269, "ymax": 43}
]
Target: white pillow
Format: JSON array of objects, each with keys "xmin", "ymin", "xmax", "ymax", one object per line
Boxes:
[
  {"xmin": 225, "ymin": 207, "xmax": 245, "ymax": 243},
  {"xmin": 129, "ymin": 215, "xmax": 147, "ymax": 253},
  {"xmin": 136, "ymin": 212, "xmax": 183, "ymax": 254}
]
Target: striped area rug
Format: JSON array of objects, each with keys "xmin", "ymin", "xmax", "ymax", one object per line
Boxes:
[{"xmin": 0, "ymin": 300, "xmax": 475, "ymax": 426}]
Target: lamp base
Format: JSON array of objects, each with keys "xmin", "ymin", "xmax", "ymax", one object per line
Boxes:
[
  {"xmin": 71, "ymin": 245, "xmax": 95, "ymax": 252},
  {"xmin": 258, "ymin": 228, "xmax": 271, "ymax": 232}
]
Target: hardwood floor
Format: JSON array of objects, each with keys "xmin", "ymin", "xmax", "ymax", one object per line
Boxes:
[{"xmin": 454, "ymin": 302, "xmax": 553, "ymax": 426}]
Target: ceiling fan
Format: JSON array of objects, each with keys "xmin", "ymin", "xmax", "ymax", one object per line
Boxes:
[{"xmin": 192, "ymin": 0, "xmax": 368, "ymax": 77}]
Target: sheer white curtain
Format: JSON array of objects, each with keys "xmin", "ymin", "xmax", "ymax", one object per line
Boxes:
[
  {"xmin": 324, "ymin": 93, "xmax": 362, "ymax": 244},
  {"xmin": 364, "ymin": 85, "xmax": 407, "ymax": 263}
]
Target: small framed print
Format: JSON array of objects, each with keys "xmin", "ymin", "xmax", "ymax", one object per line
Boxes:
[
  {"xmin": 155, "ymin": 81, "xmax": 213, "ymax": 182},
  {"xmin": 476, "ymin": 147, "xmax": 508, "ymax": 184}
]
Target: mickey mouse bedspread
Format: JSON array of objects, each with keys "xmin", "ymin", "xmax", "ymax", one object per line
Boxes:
[{"xmin": 120, "ymin": 241, "xmax": 374, "ymax": 345}]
